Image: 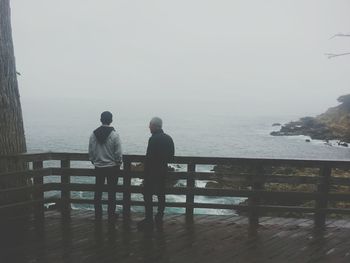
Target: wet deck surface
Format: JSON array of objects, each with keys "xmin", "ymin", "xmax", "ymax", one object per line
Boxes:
[{"xmin": 1, "ymin": 210, "xmax": 350, "ymax": 263}]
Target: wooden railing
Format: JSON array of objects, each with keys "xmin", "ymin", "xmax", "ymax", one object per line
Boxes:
[{"xmin": 1, "ymin": 152, "xmax": 350, "ymax": 228}]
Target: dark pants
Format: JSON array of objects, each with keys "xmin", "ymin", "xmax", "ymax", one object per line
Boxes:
[
  {"xmin": 94, "ymin": 166, "xmax": 120, "ymax": 218},
  {"xmin": 143, "ymin": 176, "xmax": 165, "ymax": 221}
]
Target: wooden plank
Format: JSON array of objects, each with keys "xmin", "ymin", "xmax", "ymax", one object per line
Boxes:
[
  {"xmin": 265, "ymin": 175, "xmax": 319, "ymax": 184},
  {"xmin": 326, "ymin": 208, "xmax": 350, "ymax": 214},
  {"xmin": 0, "ymin": 184, "xmax": 45, "ymax": 194},
  {"xmin": 123, "ymin": 159, "xmax": 132, "ymax": 218},
  {"xmin": 314, "ymin": 165, "xmax": 331, "ymax": 229},
  {"xmin": 248, "ymin": 165, "xmax": 264, "ymax": 227},
  {"xmin": 0, "ymin": 198, "xmax": 45, "ymax": 210},
  {"xmin": 185, "ymin": 163, "xmax": 195, "ymax": 221},
  {"xmin": 5, "ymin": 152, "xmax": 346, "ymax": 168},
  {"xmin": 33, "ymin": 160, "xmax": 44, "ymax": 221},
  {"xmin": 50, "ymin": 152, "xmax": 88, "ymax": 161},
  {"xmin": 66, "ymin": 197, "xmax": 315, "ymax": 213},
  {"xmin": 192, "ymin": 188, "xmax": 320, "ymax": 199},
  {"xmin": 67, "ymin": 198, "xmax": 242, "ymax": 211},
  {"xmin": 169, "ymin": 215, "xmax": 243, "ymax": 261},
  {"xmin": 2, "ymin": 152, "xmax": 350, "ymax": 224},
  {"xmin": 0, "ymin": 168, "xmax": 51, "ymax": 178},
  {"xmin": 257, "ymin": 221, "xmax": 314, "ymax": 260},
  {"xmin": 327, "ymin": 192, "xmax": 350, "ymax": 201},
  {"xmin": 257, "ymin": 205, "xmax": 315, "ymax": 213},
  {"xmin": 68, "ymin": 198, "xmax": 186, "ymax": 207},
  {"xmin": 50, "ymin": 168, "xmax": 324, "ymax": 185},
  {"xmin": 193, "ymin": 202, "xmax": 248, "ymax": 210},
  {"xmin": 51, "ymin": 167, "xmax": 95, "ymax": 177},
  {"xmin": 288, "ymin": 222, "xmax": 350, "ymax": 261},
  {"xmin": 0, "ymin": 152, "xmax": 52, "ymax": 162},
  {"xmin": 331, "ymin": 177, "xmax": 350, "ymax": 186},
  {"xmin": 3, "ymin": 210, "xmax": 350, "ymax": 263},
  {"xmin": 61, "ymin": 159, "xmax": 71, "ymax": 219},
  {"xmin": 51, "ymin": 168, "xmax": 276, "ymax": 185},
  {"xmin": 46, "ymin": 183, "xmax": 322, "ymax": 200}
]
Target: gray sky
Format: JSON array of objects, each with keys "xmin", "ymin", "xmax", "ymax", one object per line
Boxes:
[{"xmin": 11, "ymin": 0, "xmax": 350, "ymax": 117}]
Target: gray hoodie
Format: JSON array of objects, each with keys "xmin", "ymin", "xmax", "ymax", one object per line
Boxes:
[{"xmin": 88, "ymin": 125, "xmax": 122, "ymax": 167}]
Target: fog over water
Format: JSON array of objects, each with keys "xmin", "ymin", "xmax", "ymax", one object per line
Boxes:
[
  {"xmin": 22, "ymin": 98, "xmax": 350, "ymax": 160},
  {"xmin": 10, "ymin": 1, "xmax": 350, "ymax": 214},
  {"xmin": 9, "ymin": 0, "xmax": 350, "ymax": 159}
]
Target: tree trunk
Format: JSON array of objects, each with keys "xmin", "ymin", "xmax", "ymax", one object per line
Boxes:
[{"xmin": 0, "ymin": 0, "xmax": 28, "ymax": 216}]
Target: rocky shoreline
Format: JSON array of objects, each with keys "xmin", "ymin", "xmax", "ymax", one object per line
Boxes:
[
  {"xmin": 270, "ymin": 94, "xmax": 350, "ymax": 145},
  {"xmin": 207, "ymin": 164, "xmax": 350, "ymax": 218},
  {"xmin": 270, "ymin": 116, "xmax": 335, "ymax": 140}
]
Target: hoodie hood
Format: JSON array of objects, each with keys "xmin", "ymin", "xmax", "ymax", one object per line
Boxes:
[
  {"xmin": 94, "ymin": 126, "xmax": 115, "ymax": 144},
  {"xmin": 151, "ymin": 128, "xmax": 164, "ymax": 135}
]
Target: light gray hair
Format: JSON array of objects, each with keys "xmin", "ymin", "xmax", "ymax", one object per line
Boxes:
[{"xmin": 150, "ymin": 117, "xmax": 163, "ymax": 128}]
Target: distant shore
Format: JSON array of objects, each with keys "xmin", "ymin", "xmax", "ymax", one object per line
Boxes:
[{"xmin": 270, "ymin": 94, "xmax": 350, "ymax": 146}]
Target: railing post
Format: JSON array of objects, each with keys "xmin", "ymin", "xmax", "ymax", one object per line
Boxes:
[
  {"xmin": 61, "ymin": 159, "xmax": 71, "ymax": 219},
  {"xmin": 314, "ymin": 165, "xmax": 331, "ymax": 229},
  {"xmin": 186, "ymin": 163, "xmax": 196, "ymax": 221},
  {"xmin": 123, "ymin": 158, "xmax": 131, "ymax": 219},
  {"xmin": 33, "ymin": 160, "xmax": 44, "ymax": 221},
  {"xmin": 248, "ymin": 164, "xmax": 264, "ymax": 229}
]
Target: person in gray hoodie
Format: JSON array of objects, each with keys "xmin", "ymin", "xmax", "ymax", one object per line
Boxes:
[{"xmin": 89, "ymin": 111, "xmax": 122, "ymax": 220}]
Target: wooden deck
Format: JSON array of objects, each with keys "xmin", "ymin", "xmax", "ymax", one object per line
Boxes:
[{"xmin": 1, "ymin": 211, "xmax": 350, "ymax": 263}]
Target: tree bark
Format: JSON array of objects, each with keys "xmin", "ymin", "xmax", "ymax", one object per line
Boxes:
[
  {"xmin": 0, "ymin": 0, "xmax": 28, "ymax": 215},
  {"xmin": 0, "ymin": 0, "xmax": 26, "ymax": 164}
]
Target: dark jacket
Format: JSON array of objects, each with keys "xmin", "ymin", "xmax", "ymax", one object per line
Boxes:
[{"xmin": 144, "ymin": 129, "xmax": 174, "ymax": 179}]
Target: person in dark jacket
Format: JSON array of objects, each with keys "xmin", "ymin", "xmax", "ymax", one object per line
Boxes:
[
  {"xmin": 88, "ymin": 111, "xmax": 122, "ymax": 221},
  {"xmin": 138, "ymin": 117, "xmax": 175, "ymax": 230}
]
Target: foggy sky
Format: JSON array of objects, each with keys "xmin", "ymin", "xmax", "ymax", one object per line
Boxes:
[{"xmin": 11, "ymin": 0, "xmax": 350, "ymax": 117}]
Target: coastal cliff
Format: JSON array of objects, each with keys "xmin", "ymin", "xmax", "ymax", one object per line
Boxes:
[{"xmin": 271, "ymin": 94, "xmax": 350, "ymax": 143}]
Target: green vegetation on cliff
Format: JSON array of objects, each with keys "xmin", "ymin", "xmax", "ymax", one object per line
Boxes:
[
  {"xmin": 316, "ymin": 94, "xmax": 350, "ymax": 141},
  {"xmin": 209, "ymin": 164, "xmax": 350, "ymax": 218},
  {"xmin": 271, "ymin": 94, "xmax": 350, "ymax": 142}
]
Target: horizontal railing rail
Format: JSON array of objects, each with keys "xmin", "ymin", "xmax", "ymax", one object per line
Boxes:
[
  {"xmin": 1, "ymin": 152, "xmax": 350, "ymax": 228},
  {"xmin": 2, "ymin": 151, "xmax": 350, "ymax": 167}
]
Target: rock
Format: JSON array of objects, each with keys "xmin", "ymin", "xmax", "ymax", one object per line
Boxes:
[
  {"xmin": 174, "ymin": 181, "xmax": 186, "ymax": 187},
  {"xmin": 131, "ymin": 162, "xmax": 174, "ymax": 172},
  {"xmin": 305, "ymin": 139, "xmax": 311, "ymax": 142},
  {"xmin": 324, "ymin": 141, "xmax": 332, "ymax": 146},
  {"xmin": 213, "ymin": 164, "xmax": 350, "ymax": 218},
  {"xmin": 270, "ymin": 116, "xmax": 334, "ymax": 140},
  {"xmin": 272, "ymin": 123, "xmax": 281, "ymax": 126},
  {"xmin": 45, "ymin": 202, "xmax": 59, "ymax": 211},
  {"xmin": 131, "ymin": 163, "xmax": 144, "ymax": 172},
  {"xmin": 131, "ymin": 162, "xmax": 177, "ymax": 186},
  {"xmin": 205, "ymin": 181, "xmax": 222, "ymax": 188},
  {"xmin": 271, "ymin": 94, "xmax": 350, "ymax": 142},
  {"xmin": 338, "ymin": 141, "xmax": 349, "ymax": 147}
]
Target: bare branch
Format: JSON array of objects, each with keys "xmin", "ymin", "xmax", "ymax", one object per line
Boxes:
[
  {"xmin": 325, "ymin": 52, "xmax": 350, "ymax": 59},
  {"xmin": 329, "ymin": 33, "xmax": 350, "ymax": 39}
]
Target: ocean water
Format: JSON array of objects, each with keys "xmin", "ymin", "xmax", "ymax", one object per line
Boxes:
[
  {"xmin": 24, "ymin": 98, "xmax": 350, "ymax": 159},
  {"xmin": 23, "ymin": 99, "xmax": 350, "ymax": 215}
]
